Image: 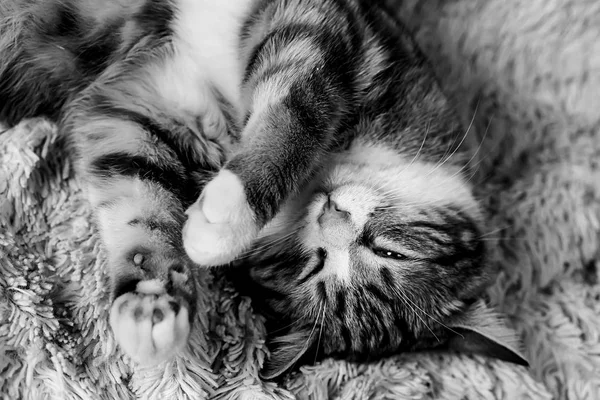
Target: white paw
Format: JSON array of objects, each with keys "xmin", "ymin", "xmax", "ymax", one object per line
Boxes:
[
  {"xmin": 109, "ymin": 291, "xmax": 190, "ymax": 366},
  {"xmin": 182, "ymin": 169, "xmax": 258, "ymax": 266}
]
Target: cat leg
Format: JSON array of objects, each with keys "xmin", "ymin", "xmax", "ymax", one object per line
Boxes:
[
  {"xmin": 183, "ymin": 2, "xmax": 365, "ymax": 265},
  {"xmin": 184, "ymin": 48, "xmax": 354, "ymax": 266},
  {"xmin": 67, "ymin": 89, "xmax": 206, "ymax": 364},
  {"xmin": 88, "ymin": 177, "xmax": 197, "ymax": 365}
]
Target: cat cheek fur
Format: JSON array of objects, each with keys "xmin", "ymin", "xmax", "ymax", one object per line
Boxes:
[{"xmin": 260, "ymin": 299, "xmax": 529, "ymax": 380}]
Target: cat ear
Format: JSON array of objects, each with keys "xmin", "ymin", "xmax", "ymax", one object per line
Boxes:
[
  {"xmin": 445, "ymin": 299, "xmax": 529, "ymax": 367},
  {"xmin": 260, "ymin": 328, "xmax": 316, "ymax": 380}
]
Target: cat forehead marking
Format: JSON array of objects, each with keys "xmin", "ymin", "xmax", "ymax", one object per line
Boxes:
[{"xmin": 335, "ymin": 144, "xmax": 478, "ymax": 212}]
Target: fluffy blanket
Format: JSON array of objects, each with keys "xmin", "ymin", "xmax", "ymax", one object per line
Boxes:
[{"xmin": 1, "ymin": 0, "xmax": 599, "ymax": 399}]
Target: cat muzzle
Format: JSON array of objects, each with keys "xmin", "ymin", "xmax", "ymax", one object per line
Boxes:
[{"xmin": 318, "ymin": 197, "xmax": 355, "ymax": 248}]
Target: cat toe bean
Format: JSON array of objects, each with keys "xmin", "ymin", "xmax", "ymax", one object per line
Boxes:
[{"xmin": 109, "ymin": 292, "xmax": 190, "ymax": 366}]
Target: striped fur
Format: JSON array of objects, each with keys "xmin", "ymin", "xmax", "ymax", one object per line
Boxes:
[
  {"xmin": 0, "ymin": 0, "xmax": 236, "ymax": 366},
  {"xmin": 234, "ymin": 142, "xmax": 528, "ymax": 378},
  {"xmin": 0, "ymin": 0, "xmax": 527, "ymax": 375}
]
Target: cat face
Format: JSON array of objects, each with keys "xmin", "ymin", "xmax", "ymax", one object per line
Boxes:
[{"xmin": 234, "ymin": 143, "xmax": 527, "ymax": 379}]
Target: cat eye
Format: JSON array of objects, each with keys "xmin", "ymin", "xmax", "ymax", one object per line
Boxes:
[{"xmin": 372, "ymin": 247, "xmax": 407, "ymax": 260}]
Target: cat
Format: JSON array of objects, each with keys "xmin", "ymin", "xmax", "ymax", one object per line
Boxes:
[{"xmin": 0, "ymin": 0, "xmax": 528, "ymax": 378}]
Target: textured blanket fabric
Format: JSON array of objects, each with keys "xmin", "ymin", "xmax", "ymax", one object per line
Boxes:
[{"xmin": 1, "ymin": 0, "xmax": 599, "ymax": 399}]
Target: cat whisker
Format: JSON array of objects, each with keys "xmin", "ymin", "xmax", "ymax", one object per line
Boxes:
[
  {"xmin": 478, "ymin": 237, "xmax": 528, "ymax": 241},
  {"xmin": 303, "ymin": 301, "xmax": 325, "ymax": 354},
  {"xmin": 239, "ymin": 229, "xmax": 301, "ymax": 258},
  {"xmin": 396, "ymin": 289, "xmax": 464, "ymax": 340},
  {"xmin": 461, "ymin": 161, "xmax": 484, "ymax": 187},
  {"xmin": 374, "ymin": 181, "xmax": 492, "ymax": 211},
  {"xmin": 394, "ymin": 289, "xmax": 440, "ymax": 342},
  {"xmin": 255, "ymin": 230, "xmax": 298, "ymax": 248},
  {"xmin": 478, "ymin": 225, "xmax": 517, "ymax": 238},
  {"xmin": 374, "ymin": 196, "xmax": 485, "ymax": 212},
  {"xmin": 314, "ymin": 301, "xmax": 327, "ymax": 364},
  {"xmin": 269, "ymin": 320, "xmax": 301, "ymax": 335},
  {"xmin": 435, "ymin": 127, "xmax": 459, "ymax": 171},
  {"xmin": 457, "ymin": 147, "xmax": 488, "ymax": 186},
  {"xmin": 396, "ymin": 119, "xmax": 430, "ymax": 176},
  {"xmin": 446, "ymin": 113, "xmax": 494, "ymax": 184},
  {"xmin": 374, "ymin": 195, "xmax": 480, "ymax": 209},
  {"xmin": 425, "ymin": 99, "xmax": 480, "ymax": 178}
]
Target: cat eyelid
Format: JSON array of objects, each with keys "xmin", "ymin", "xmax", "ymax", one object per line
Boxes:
[
  {"xmin": 369, "ymin": 238, "xmax": 418, "ymax": 261},
  {"xmin": 371, "ymin": 247, "xmax": 408, "ymax": 260}
]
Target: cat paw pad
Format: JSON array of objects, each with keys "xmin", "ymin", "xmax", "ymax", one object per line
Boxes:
[
  {"xmin": 183, "ymin": 169, "xmax": 258, "ymax": 266},
  {"xmin": 109, "ymin": 293, "xmax": 190, "ymax": 366}
]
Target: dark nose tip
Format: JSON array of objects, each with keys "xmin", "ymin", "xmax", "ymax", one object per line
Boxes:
[
  {"xmin": 325, "ymin": 196, "xmax": 349, "ymax": 215},
  {"xmin": 319, "ymin": 196, "xmax": 350, "ymax": 224}
]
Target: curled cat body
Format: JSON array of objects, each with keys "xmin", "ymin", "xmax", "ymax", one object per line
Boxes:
[{"xmin": 0, "ymin": 0, "xmax": 528, "ymax": 378}]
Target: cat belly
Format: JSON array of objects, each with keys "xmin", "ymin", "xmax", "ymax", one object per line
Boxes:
[{"xmin": 150, "ymin": 0, "xmax": 254, "ymax": 127}]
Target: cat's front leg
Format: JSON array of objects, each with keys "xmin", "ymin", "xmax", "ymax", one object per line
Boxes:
[
  {"xmin": 182, "ymin": 9, "xmax": 361, "ymax": 266},
  {"xmin": 183, "ymin": 1, "xmax": 365, "ymax": 266},
  {"xmin": 184, "ymin": 73, "xmax": 352, "ymax": 266}
]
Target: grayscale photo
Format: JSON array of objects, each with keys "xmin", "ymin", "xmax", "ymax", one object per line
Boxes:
[{"xmin": 0, "ymin": 1, "xmax": 598, "ymax": 399}]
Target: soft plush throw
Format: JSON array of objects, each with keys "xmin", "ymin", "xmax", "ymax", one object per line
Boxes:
[{"xmin": 1, "ymin": 0, "xmax": 599, "ymax": 399}]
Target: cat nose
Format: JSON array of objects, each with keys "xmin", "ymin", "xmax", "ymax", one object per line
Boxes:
[{"xmin": 318, "ymin": 197, "xmax": 350, "ymax": 224}]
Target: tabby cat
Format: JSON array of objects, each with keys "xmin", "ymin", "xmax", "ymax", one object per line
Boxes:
[{"xmin": 0, "ymin": 0, "xmax": 528, "ymax": 379}]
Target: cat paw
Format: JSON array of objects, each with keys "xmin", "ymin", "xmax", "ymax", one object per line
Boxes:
[
  {"xmin": 109, "ymin": 290, "xmax": 190, "ymax": 366},
  {"xmin": 182, "ymin": 169, "xmax": 259, "ymax": 266},
  {"xmin": 200, "ymin": 112, "xmax": 226, "ymax": 141},
  {"xmin": 197, "ymin": 100, "xmax": 229, "ymax": 143}
]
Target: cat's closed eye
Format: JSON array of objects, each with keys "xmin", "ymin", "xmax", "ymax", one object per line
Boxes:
[{"xmin": 371, "ymin": 247, "xmax": 408, "ymax": 260}]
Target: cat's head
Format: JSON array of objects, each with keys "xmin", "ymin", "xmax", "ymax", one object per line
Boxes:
[{"xmin": 233, "ymin": 142, "xmax": 528, "ymax": 379}]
